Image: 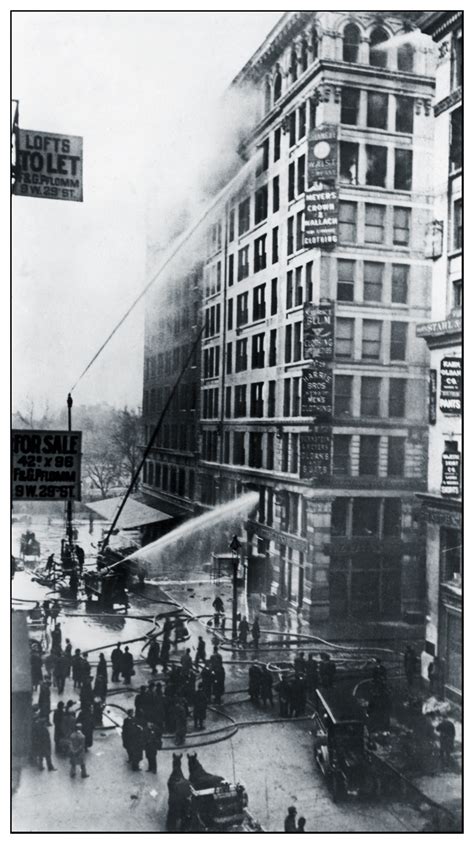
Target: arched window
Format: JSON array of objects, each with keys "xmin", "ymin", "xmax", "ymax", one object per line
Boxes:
[
  {"xmin": 264, "ymin": 78, "xmax": 271, "ymax": 114},
  {"xmin": 273, "ymin": 71, "xmax": 282, "ymax": 104},
  {"xmin": 370, "ymin": 27, "xmax": 389, "ymax": 68},
  {"xmin": 397, "ymin": 42, "xmax": 414, "ymax": 72},
  {"xmin": 311, "ymin": 27, "xmax": 319, "ymax": 60},
  {"xmin": 290, "ymin": 48, "xmax": 298, "ymax": 83},
  {"xmin": 300, "ymin": 39, "xmax": 308, "ymax": 72},
  {"xmin": 343, "ymin": 23, "xmax": 360, "ymax": 63}
]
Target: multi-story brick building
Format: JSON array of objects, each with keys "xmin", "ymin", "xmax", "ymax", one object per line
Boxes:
[
  {"xmin": 142, "ymin": 11, "xmax": 437, "ymax": 626},
  {"xmin": 416, "ymin": 11, "xmax": 462, "ymax": 701}
]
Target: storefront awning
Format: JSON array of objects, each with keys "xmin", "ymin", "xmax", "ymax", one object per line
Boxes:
[{"xmin": 85, "ymin": 497, "xmax": 174, "ymax": 530}]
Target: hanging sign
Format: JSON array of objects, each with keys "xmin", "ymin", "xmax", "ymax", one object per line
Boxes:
[
  {"xmin": 304, "ymin": 187, "xmax": 338, "ymax": 248},
  {"xmin": 12, "ymin": 430, "xmax": 82, "ymax": 501},
  {"xmin": 302, "ymin": 361, "xmax": 332, "ymax": 420},
  {"xmin": 441, "ymin": 449, "xmax": 461, "ymax": 497},
  {"xmin": 300, "ymin": 429, "xmax": 332, "ymax": 480},
  {"xmin": 303, "ymin": 302, "xmax": 334, "ymax": 360},
  {"xmin": 13, "ymin": 129, "xmax": 83, "ymax": 201},
  {"xmin": 440, "ymin": 356, "xmax": 461, "ymax": 414},
  {"xmin": 429, "ymin": 369, "xmax": 437, "ymax": 425},
  {"xmin": 307, "ymin": 125, "xmax": 338, "ymax": 184}
]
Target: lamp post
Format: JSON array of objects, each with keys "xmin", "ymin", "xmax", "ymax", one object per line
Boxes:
[{"xmin": 229, "ymin": 534, "xmax": 241, "ymax": 640}]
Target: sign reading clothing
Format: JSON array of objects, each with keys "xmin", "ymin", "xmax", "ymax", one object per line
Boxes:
[
  {"xmin": 307, "ymin": 125, "xmax": 338, "ymax": 184},
  {"xmin": 440, "ymin": 357, "xmax": 461, "ymax": 414},
  {"xmin": 304, "ymin": 187, "xmax": 338, "ymax": 248},
  {"xmin": 13, "ymin": 129, "xmax": 83, "ymax": 202},
  {"xmin": 12, "ymin": 430, "xmax": 82, "ymax": 501}
]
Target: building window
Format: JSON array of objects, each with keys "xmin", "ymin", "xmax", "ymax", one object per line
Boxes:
[
  {"xmin": 236, "ymin": 338, "xmax": 247, "ymax": 372},
  {"xmin": 337, "ymin": 259, "xmax": 355, "ymax": 301},
  {"xmin": 395, "ymin": 96, "xmax": 414, "ymax": 133},
  {"xmin": 272, "ymin": 226, "xmax": 279, "ymax": 263},
  {"xmin": 359, "ymin": 435, "xmax": 380, "ymax": 475},
  {"xmin": 361, "ymin": 377, "xmax": 381, "ymax": 416},
  {"xmin": 334, "ymin": 374, "xmax": 353, "ymax": 416},
  {"xmin": 363, "ymin": 261, "xmax": 383, "ymax": 302},
  {"xmin": 233, "ymin": 431, "xmax": 246, "ymax": 464},
  {"xmin": 254, "ymin": 235, "xmax": 267, "ymax": 272},
  {"xmin": 387, "ymin": 437, "xmax": 405, "ymax": 476},
  {"xmin": 298, "ymin": 103, "xmax": 306, "ymax": 139},
  {"xmin": 365, "ymin": 145, "xmax": 387, "ymax": 188},
  {"xmin": 297, "ymin": 154, "xmax": 306, "ymax": 195},
  {"xmin": 397, "ymin": 43, "xmax": 414, "ymax": 72},
  {"xmin": 369, "ymin": 27, "xmax": 388, "ymax": 68},
  {"xmin": 343, "ymin": 23, "xmax": 360, "ymax": 63},
  {"xmin": 228, "ymin": 253, "xmax": 234, "ymax": 287},
  {"xmin": 389, "ymin": 379, "xmax": 406, "ymax": 418},
  {"xmin": 268, "ymin": 381, "xmax": 276, "ymax": 417},
  {"xmin": 249, "ymin": 432, "xmax": 263, "ymax": 467},
  {"xmin": 226, "ymin": 341, "xmax": 232, "ymax": 375},
  {"xmin": 267, "ymin": 433, "xmax": 274, "ymax": 469},
  {"xmin": 362, "ymin": 319, "xmax": 382, "ymax": 360},
  {"xmin": 253, "ymin": 284, "xmax": 266, "ymax": 321},
  {"xmin": 339, "ymin": 201, "xmax": 357, "ymax": 242},
  {"xmin": 296, "ymin": 211, "xmax": 304, "ymax": 251},
  {"xmin": 274, "ymin": 127, "xmax": 281, "ymax": 162},
  {"xmin": 341, "ymin": 87, "xmax": 359, "ymax": 125},
  {"xmin": 251, "ymin": 333, "xmax": 265, "ymax": 368},
  {"xmin": 225, "ymin": 385, "xmax": 232, "ymax": 417},
  {"xmin": 236, "ymin": 292, "xmax": 248, "ymax": 327},
  {"xmin": 365, "ymin": 203, "xmax": 385, "ymax": 243},
  {"xmin": 274, "ymin": 71, "xmax": 282, "ymax": 104},
  {"xmin": 290, "ymin": 433, "xmax": 299, "ymax": 474},
  {"xmin": 223, "ymin": 430, "xmax": 230, "ymax": 463},
  {"xmin": 333, "ymin": 435, "xmax": 351, "ymax": 475},
  {"xmin": 269, "ymin": 328, "xmax": 277, "ymax": 366},
  {"xmin": 367, "ymin": 92, "xmax": 388, "ymax": 130},
  {"xmin": 292, "ymin": 376, "xmax": 301, "ymax": 416},
  {"xmin": 283, "ymin": 378, "xmax": 291, "ymax": 416},
  {"xmin": 394, "ymin": 148, "xmax": 412, "ymax": 191},
  {"xmin": 273, "ymin": 176, "xmax": 280, "ymax": 213},
  {"xmin": 451, "ymin": 29, "xmax": 462, "ymax": 91},
  {"xmin": 238, "ymin": 198, "xmax": 250, "ymax": 235},
  {"xmin": 288, "ymin": 162, "xmax": 295, "ymax": 202},
  {"xmin": 335, "ymin": 317, "xmax": 354, "ymax": 359},
  {"xmin": 262, "ymin": 138, "xmax": 269, "ymax": 171},
  {"xmin": 453, "ymin": 199, "xmax": 462, "ymax": 251},
  {"xmin": 332, "ymin": 498, "xmax": 349, "ymax": 536},
  {"xmin": 340, "ymin": 141, "xmax": 358, "ymax": 184},
  {"xmin": 264, "ymin": 79, "xmax": 271, "ymax": 114},
  {"xmin": 237, "ymin": 246, "xmax": 249, "ymax": 281},
  {"xmin": 234, "ymin": 385, "xmax": 247, "ymax": 417},
  {"xmin": 453, "ymin": 280, "xmax": 462, "ymax": 309},
  {"xmin": 227, "ymin": 298, "xmax": 233, "ymax": 330},
  {"xmin": 286, "ymin": 270, "xmax": 293, "ymax": 309},
  {"xmin": 391, "ymin": 264, "xmax": 408, "ymax": 304},
  {"xmin": 229, "ymin": 208, "xmax": 235, "ymax": 242},
  {"xmin": 271, "ymin": 278, "xmax": 278, "ymax": 315},
  {"xmin": 290, "ymin": 48, "xmax": 298, "ymax": 84},
  {"xmin": 294, "ymin": 267, "xmax": 303, "ymax": 307},
  {"xmin": 306, "ymin": 262, "xmax": 313, "ymax": 301},
  {"xmin": 255, "ymin": 185, "xmax": 268, "ymax": 224},
  {"xmin": 281, "ymin": 433, "xmax": 289, "ymax": 473},
  {"xmin": 250, "ymin": 383, "xmax": 264, "ymax": 418},
  {"xmin": 285, "ymin": 325, "xmax": 292, "ymax": 364},
  {"xmin": 440, "ymin": 526, "xmax": 461, "ymax": 581},
  {"xmin": 289, "ymin": 111, "xmax": 296, "ymax": 146},
  {"xmin": 393, "ymin": 206, "xmax": 410, "ymax": 246},
  {"xmin": 450, "ymin": 107, "xmax": 462, "ymax": 172},
  {"xmin": 390, "ymin": 321, "xmax": 407, "ymax": 361},
  {"xmin": 293, "ymin": 322, "xmax": 302, "ymax": 361},
  {"xmin": 287, "ymin": 217, "xmax": 294, "ymax": 255}
]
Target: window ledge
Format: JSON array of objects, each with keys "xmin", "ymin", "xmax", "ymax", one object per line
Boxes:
[{"xmin": 448, "ymin": 249, "xmax": 462, "ymax": 260}]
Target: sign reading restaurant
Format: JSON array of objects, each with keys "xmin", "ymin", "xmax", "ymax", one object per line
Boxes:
[
  {"xmin": 13, "ymin": 129, "xmax": 83, "ymax": 201},
  {"xmin": 12, "ymin": 429, "xmax": 82, "ymax": 501},
  {"xmin": 440, "ymin": 356, "xmax": 461, "ymax": 414}
]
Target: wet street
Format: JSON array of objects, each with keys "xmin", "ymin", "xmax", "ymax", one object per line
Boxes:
[{"xmin": 12, "ymin": 516, "xmax": 431, "ymax": 833}]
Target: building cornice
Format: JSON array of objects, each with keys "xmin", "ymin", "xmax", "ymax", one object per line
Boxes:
[{"xmin": 417, "ymin": 11, "xmax": 463, "ymax": 41}]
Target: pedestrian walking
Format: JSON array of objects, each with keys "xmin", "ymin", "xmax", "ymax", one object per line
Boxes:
[
  {"xmin": 174, "ymin": 697, "xmax": 188, "ymax": 745},
  {"xmin": 193, "ymin": 682, "xmax": 207, "ymax": 730},
  {"xmin": 77, "ymin": 704, "xmax": 94, "ymax": 749},
  {"xmin": 121, "ymin": 709, "xmax": 135, "ymax": 764},
  {"xmin": 42, "ymin": 600, "xmax": 51, "ymax": 624},
  {"xmin": 80, "ymin": 653, "xmax": 92, "ymax": 685},
  {"xmin": 64, "ymin": 639, "xmax": 73, "ymax": 678},
  {"xmin": 69, "ymin": 727, "xmax": 89, "ymax": 778},
  {"xmin": 75, "ymin": 544, "xmax": 85, "ymax": 574},
  {"xmin": 135, "ymin": 685, "xmax": 148, "ymax": 721},
  {"xmin": 51, "ymin": 623, "xmax": 62, "ymax": 655},
  {"xmin": 251, "ymin": 617, "xmax": 260, "ymax": 649},
  {"xmin": 53, "ymin": 701, "xmax": 65, "ymax": 754},
  {"xmin": 436, "ymin": 715, "xmax": 456, "ymax": 768},
  {"xmin": 284, "ymin": 806, "xmax": 297, "ymax": 832},
  {"xmin": 46, "ymin": 553, "xmax": 55, "ymax": 574},
  {"xmin": 61, "ymin": 701, "xmax": 77, "ymax": 753},
  {"xmin": 80, "ymin": 677, "xmax": 94, "ymax": 709},
  {"xmin": 72, "ymin": 649, "xmax": 83, "ymax": 689},
  {"xmin": 32, "ymin": 717, "xmax": 56, "ymax": 772},
  {"xmin": 238, "ymin": 616, "xmax": 249, "ymax": 646},
  {"xmin": 194, "ymin": 636, "xmax": 206, "ymax": 667},
  {"xmin": 147, "ymin": 639, "xmax": 160, "ymax": 675},
  {"xmin": 160, "ymin": 637, "xmax": 171, "ymax": 673},
  {"xmin": 144, "ymin": 722, "xmax": 161, "ymax": 773},
  {"xmin": 121, "ymin": 645, "xmax": 134, "ymax": 685},
  {"xmin": 50, "ymin": 601, "xmax": 61, "ymax": 627},
  {"xmin": 297, "ymin": 817, "xmax": 306, "ymax": 832},
  {"xmin": 248, "ymin": 663, "xmax": 262, "ymax": 705},
  {"xmin": 38, "ymin": 677, "xmax": 52, "ymax": 723},
  {"xmin": 94, "ymin": 653, "xmax": 108, "ymax": 701},
  {"xmin": 31, "ymin": 650, "xmax": 43, "ymax": 691},
  {"xmin": 212, "ymin": 595, "xmax": 224, "ymax": 626},
  {"xmin": 54, "ymin": 650, "xmax": 68, "ymax": 695},
  {"xmin": 111, "ymin": 643, "xmax": 122, "ymax": 682},
  {"xmin": 212, "ymin": 665, "xmax": 226, "ymax": 704},
  {"xmin": 209, "ymin": 645, "xmax": 223, "ymax": 673},
  {"xmin": 260, "ymin": 666, "xmax": 274, "ymax": 708}
]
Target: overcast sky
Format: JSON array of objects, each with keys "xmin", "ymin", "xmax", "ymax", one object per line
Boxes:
[{"xmin": 12, "ymin": 11, "xmax": 282, "ymax": 416}]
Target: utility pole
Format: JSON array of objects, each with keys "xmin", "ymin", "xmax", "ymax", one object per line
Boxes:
[
  {"xmin": 66, "ymin": 393, "xmax": 74, "ymax": 546},
  {"xmin": 230, "ymin": 534, "xmax": 241, "ymax": 640}
]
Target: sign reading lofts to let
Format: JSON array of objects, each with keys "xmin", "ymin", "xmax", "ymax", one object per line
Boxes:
[{"xmin": 13, "ymin": 129, "xmax": 83, "ymax": 201}]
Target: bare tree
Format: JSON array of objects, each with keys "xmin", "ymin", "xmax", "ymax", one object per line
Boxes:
[{"xmin": 110, "ymin": 407, "xmax": 143, "ymax": 492}]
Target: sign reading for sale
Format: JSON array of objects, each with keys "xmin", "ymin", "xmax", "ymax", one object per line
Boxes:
[
  {"xmin": 13, "ymin": 129, "xmax": 83, "ymax": 201},
  {"xmin": 12, "ymin": 430, "xmax": 82, "ymax": 501}
]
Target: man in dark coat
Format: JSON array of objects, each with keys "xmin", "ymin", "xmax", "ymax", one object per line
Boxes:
[
  {"xmin": 122, "ymin": 709, "xmax": 135, "ymax": 763},
  {"xmin": 33, "ymin": 717, "xmax": 56, "ymax": 771},
  {"xmin": 160, "ymin": 637, "xmax": 171, "ymax": 673},
  {"xmin": 80, "ymin": 653, "xmax": 92, "ymax": 685},
  {"xmin": 260, "ymin": 666, "xmax": 274, "ymax": 708},
  {"xmin": 143, "ymin": 722, "xmax": 161, "ymax": 773},
  {"xmin": 284, "ymin": 806, "xmax": 297, "ymax": 832},
  {"xmin": 436, "ymin": 715, "xmax": 456, "ymax": 767},
  {"xmin": 54, "ymin": 651, "xmax": 68, "ymax": 695},
  {"xmin": 38, "ymin": 677, "xmax": 52, "ymax": 723},
  {"xmin": 53, "ymin": 702, "xmax": 65, "ymax": 753},
  {"xmin": 249, "ymin": 663, "xmax": 262, "ymax": 705},
  {"xmin": 75, "ymin": 544, "xmax": 85, "ymax": 574},
  {"xmin": 147, "ymin": 639, "xmax": 160, "ymax": 675},
  {"xmin": 319, "ymin": 654, "xmax": 336, "ymax": 688},
  {"xmin": 238, "ymin": 616, "xmax": 250, "ymax": 646},
  {"xmin": 111, "ymin": 643, "xmax": 122, "ymax": 683},
  {"xmin": 80, "ymin": 677, "xmax": 94, "ymax": 709},
  {"xmin": 294, "ymin": 652, "xmax": 306, "ymax": 676},
  {"xmin": 200, "ymin": 664, "xmax": 213, "ymax": 701},
  {"xmin": 31, "ymin": 650, "xmax": 43, "ymax": 691},
  {"xmin": 403, "ymin": 645, "xmax": 418, "ymax": 689},
  {"xmin": 135, "ymin": 686, "xmax": 148, "ymax": 722},
  {"xmin": 372, "ymin": 658, "xmax": 387, "ymax": 687},
  {"xmin": 121, "ymin": 646, "xmax": 134, "ymax": 685},
  {"xmin": 194, "ymin": 637, "xmax": 206, "ymax": 667},
  {"xmin": 276, "ymin": 675, "xmax": 291, "ymax": 717},
  {"xmin": 77, "ymin": 704, "xmax": 94, "ymax": 749},
  {"xmin": 209, "ymin": 646, "xmax": 223, "ymax": 673},
  {"xmin": 72, "ymin": 649, "xmax": 83, "ymax": 689},
  {"xmin": 64, "ymin": 639, "xmax": 73, "ymax": 678},
  {"xmin": 51, "ymin": 624, "xmax": 62, "ymax": 655},
  {"xmin": 174, "ymin": 698, "xmax": 188, "ymax": 745},
  {"xmin": 251, "ymin": 617, "xmax": 261, "ymax": 649},
  {"xmin": 212, "ymin": 665, "xmax": 225, "ymax": 704},
  {"xmin": 193, "ymin": 682, "xmax": 207, "ymax": 730},
  {"xmin": 306, "ymin": 655, "xmax": 319, "ymax": 698}
]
